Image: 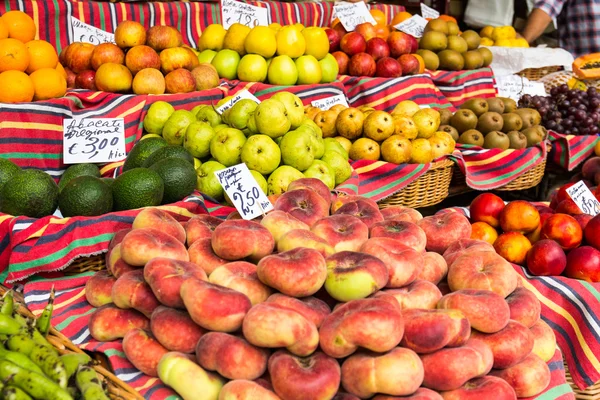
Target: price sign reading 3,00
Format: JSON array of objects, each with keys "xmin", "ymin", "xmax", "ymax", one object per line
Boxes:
[{"xmin": 63, "ymin": 118, "xmax": 126, "ymax": 164}]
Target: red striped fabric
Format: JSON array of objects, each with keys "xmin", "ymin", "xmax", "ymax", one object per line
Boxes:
[
  {"xmin": 427, "ymin": 68, "xmax": 498, "ymax": 107},
  {"xmin": 548, "ymin": 131, "xmax": 599, "ymax": 171}
]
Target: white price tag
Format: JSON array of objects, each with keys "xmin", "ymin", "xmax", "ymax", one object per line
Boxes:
[
  {"xmin": 333, "ymin": 2, "xmax": 377, "ymax": 32},
  {"xmin": 566, "ymin": 180, "xmax": 600, "ymax": 216},
  {"xmin": 63, "ymin": 118, "xmax": 126, "ymax": 164},
  {"xmin": 311, "ymin": 94, "xmax": 349, "ymax": 110},
  {"xmin": 214, "ymin": 163, "xmax": 273, "ymax": 220},
  {"xmin": 394, "ymin": 15, "xmax": 428, "ymax": 38},
  {"xmin": 496, "ymin": 75, "xmax": 547, "ymax": 102},
  {"xmin": 420, "ymin": 3, "xmax": 440, "ymax": 19},
  {"xmin": 216, "ymin": 90, "xmax": 261, "ymax": 115},
  {"xmin": 70, "ymin": 16, "xmax": 114, "ymax": 45},
  {"xmin": 221, "ymin": 0, "xmax": 270, "ymax": 30}
]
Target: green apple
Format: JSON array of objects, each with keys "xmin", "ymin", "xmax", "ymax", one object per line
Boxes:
[
  {"xmin": 162, "ymin": 110, "xmax": 196, "ymax": 145},
  {"xmin": 211, "ymin": 49, "xmax": 241, "ymax": 80},
  {"xmin": 254, "ymin": 99, "xmax": 291, "ymax": 138},
  {"xmin": 198, "ymin": 49, "xmax": 217, "ymax": 64},
  {"xmin": 321, "ymin": 150, "xmax": 352, "ymax": 185},
  {"xmin": 184, "ymin": 121, "xmax": 215, "ymax": 159},
  {"xmin": 295, "ymin": 55, "xmax": 322, "ymax": 85},
  {"xmin": 143, "ymin": 101, "xmax": 175, "ymax": 135},
  {"xmin": 324, "ymin": 138, "xmax": 349, "ymax": 160},
  {"xmin": 195, "ymin": 106, "xmax": 222, "ymax": 127},
  {"xmin": 196, "ymin": 160, "xmax": 227, "ymax": 200},
  {"xmin": 279, "ymin": 129, "xmax": 315, "ymax": 171},
  {"xmin": 209, "ymin": 128, "xmax": 247, "ymax": 167},
  {"xmin": 237, "ymin": 54, "xmax": 268, "ymax": 83},
  {"xmin": 214, "ymin": 124, "xmax": 228, "ymax": 132},
  {"xmin": 267, "ymin": 165, "xmax": 304, "ymax": 195},
  {"xmin": 304, "ymin": 160, "xmax": 335, "ymax": 189},
  {"xmin": 241, "ymin": 134, "xmax": 281, "ymax": 175},
  {"xmin": 319, "ymin": 53, "xmax": 339, "ymax": 83},
  {"xmin": 267, "ymin": 55, "xmax": 298, "ymax": 85},
  {"xmin": 228, "ymin": 99, "xmax": 258, "ymax": 130},
  {"xmin": 271, "ymin": 91, "xmax": 304, "ymax": 129}
]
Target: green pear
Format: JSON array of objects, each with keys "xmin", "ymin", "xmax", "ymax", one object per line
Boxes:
[
  {"xmin": 241, "ymin": 134, "xmax": 281, "ymax": 175},
  {"xmin": 254, "ymin": 99, "xmax": 291, "ymax": 138},
  {"xmin": 321, "ymin": 150, "xmax": 352, "ymax": 185},
  {"xmin": 271, "ymin": 92, "xmax": 304, "ymax": 129},
  {"xmin": 184, "ymin": 121, "xmax": 215, "ymax": 159},
  {"xmin": 162, "ymin": 110, "xmax": 196, "ymax": 145},
  {"xmin": 228, "ymin": 99, "xmax": 259, "ymax": 130},
  {"xmin": 196, "ymin": 160, "xmax": 227, "ymax": 200},
  {"xmin": 323, "ymin": 138, "xmax": 349, "ymax": 160},
  {"xmin": 311, "ymin": 135, "xmax": 325, "ymax": 159},
  {"xmin": 300, "ymin": 118, "xmax": 323, "ymax": 138},
  {"xmin": 196, "ymin": 106, "xmax": 222, "ymax": 127},
  {"xmin": 209, "ymin": 128, "xmax": 247, "ymax": 167},
  {"xmin": 267, "ymin": 165, "xmax": 304, "ymax": 195},
  {"xmin": 279, "ymin": 130, "xmax": 315, "ymax": 172},
  {"xmin": 246, "ymin": 114, "xmax": 259, "ymax": 135},
  {"xmin": 304, "ymin": 160, "xmax": 335, "ymax": 189},
  {"xmin": 214, "ymin": 124, "xmax": 228, "ymax": 133},
  {"xmin": 143, "ymin": 101, "xmax": 175, "ymax": 135},
  {"xmin": 191, "ymin": 104, "xmax": 207, "ymax": 116}
]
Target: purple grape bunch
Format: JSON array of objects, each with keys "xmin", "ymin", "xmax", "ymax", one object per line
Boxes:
[{"xmin": 518, "ymin": 84, "xmax": 600, "ymax": 136}]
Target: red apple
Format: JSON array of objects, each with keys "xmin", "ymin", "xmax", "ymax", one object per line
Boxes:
[
  {"xmin": 348, "ymin": 53, "xmax": 376, "ymax": 77},
  {"xmin": 525, "ymin": 239, "xmax": 567, "ymax": 276},
  {"xmin": 365, "ymin": 38, "xmax": 390, "ymax": 61},
  {"xmin": 408, "ymin": 35, "xmax": 419, "ymax": 53},
  {"xmin": 398, "ymin": 54, "xmax": 420, "ymax": 75},
  {"xmin": 325, "ymin": 28, "xmax": 342, "ymax": 53},
  {"xmin": 535, "ymin": 205, "xmax": 554, "ymax": 215},
  {"xmin": 75, "ymin": 70, "xmax": 97, "ymax": 91},
  {"xmin": 340, "ymin": 32, "xmax": 367, "ymax": 57},
  {"xmin": 555, "ymin": 199, "xmax": 584, "ymax": 215},
  {"xmin": 585, "ymin": 214, "xmax": 600, "ymax": 250},
  {"xmin": 332, "ymin": 51, "xmax": 350, "ymax": 75},
  {"xmin": 375, "ymin": 57, "xmax": 402, "ymax": 78},
  {"xmin": 387, "ymin": 31, "xmax": 412, "ymax": 58},
  {"xmin": 540, "ymin": 213, "xmax": 583, "ymax": 250},
  {"xmin": 564, "ymin": 246, "xmax": 600, "ymax": 282},
  {"xmin": 354, "ymin": 23, "xmax": 377, "ymax": 42},
  {"xmin": 574, "ymin": 214, "xmax": 593, "ymax": 232},
  {"xmin": 555, "ymin": 182, "xmax": 576, "ymax": 204},
  {"xmin": 470, "ymin": 193, "xmax": 505, "ymax": 228},
  {"xmin": 333, "ymin": 23, "xmax": 348, "ymax": 39},
  {"xmin": 65, "ymin": 67, "xmax": 76, "ymax": 88}
]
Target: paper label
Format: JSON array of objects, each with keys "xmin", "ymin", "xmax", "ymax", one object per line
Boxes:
[
  {"xmin": 216, "ymin": 90, "xmax": 261, "ymax": 114},
  {"xmin": 566, "ymin": 180, "xmax": 600, "ymax": 216},
  {"xmin": 70, "ymin": 16, "xmax": 114, "ymax": 45},
  {"xmin": 496, "ymin": 74, "xmax": 547, "ymax": 101},
  {"xmin": 394, "ymin": 15, "xmax": 428, "ymax": 38},
  {"xmin": 420, "ymin": 3, "xmax": 440, "ymax": 19},
  {"xmin": 311, "ymin": 94, "xmax": 350, "ymax": 110},
  {"xmin": 333, "ymin": 2, "xmax": 377, "ymax": 32},
  {"xmin": 221, "ymin": 0, "xmax": 270, "ymax": 30},
  {"xmin": 214, "ymin": 163, "xmax": 273, "ymax": 220},
  {"xmin": 63, "ymin": 118, "xmax": 126, "ymax": 164}
]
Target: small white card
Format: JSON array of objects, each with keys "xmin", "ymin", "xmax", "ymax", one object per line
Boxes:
[
  {"xmin": 496, "ymin": 75, "xmax": 548, "ymax": 102},
  {"xmin": 216, "ymin": 90, "xmax": 261, "ymax": 114},
  {"xmin": 70, "ymin": 16, "xmax": 114, "ymax": 45},
  {"xmin": 311, "ymin": 94, "xmax": 349, "ymax": 110},
  {"xmin": 221, "ymin": 0, "xmax": 270, "ymax": 30},
  {"xmin": 420, "ymin": 3, "xmax": 440, "ymax": 19},
  {"xmin": 214, "ymin": 163, "xmax": 273, "ymax": 220},
  {"xmin": 394, "ymin": 15, "xmax": 428, "ymax": 38},
  {"xmin": 333, "ymin": 2, "xmax": 377, "ymax": 32},
  {"xmin": 566, "ymin": 180, "xmax": 600, "ymax": 216},
  {"xmin": 63, "ymin": 118, "xmax": 126, "ymax": 164}
]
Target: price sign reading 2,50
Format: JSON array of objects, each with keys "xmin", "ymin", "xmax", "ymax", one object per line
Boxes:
[{"xmin": 232, "ymin": 186, "xmax": 261, "ymax": 215}]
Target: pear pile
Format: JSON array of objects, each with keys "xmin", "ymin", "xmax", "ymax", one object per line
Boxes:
[
  {"xmin": 440, "ymin": 97, "xmax": 547, "ymax": 150},
  {"xmin": 303, "ymin": 100, "xmax": 456, "ymax": 165},
  {"xmin": 142, "ymin": 92, "xmax": 352, "ymax": 203}
]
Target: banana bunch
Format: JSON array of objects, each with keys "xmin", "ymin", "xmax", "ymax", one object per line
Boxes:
[{"xmin": 0, "ymin": 290, "xmax": 109, "ymax": 400}]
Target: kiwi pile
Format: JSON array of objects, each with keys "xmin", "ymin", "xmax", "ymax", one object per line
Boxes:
[
  {"xmin": 416, "ymin": 18, "xmax": 493, "ymax": 71},
  {"xmin": 438, "ymin": 97, "xmax": 548, "ymax": 150}
]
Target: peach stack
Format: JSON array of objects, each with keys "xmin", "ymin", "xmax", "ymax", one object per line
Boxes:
[{"xmin": 84, "ymin": 177, "xmax": 557, "ymax": 400}]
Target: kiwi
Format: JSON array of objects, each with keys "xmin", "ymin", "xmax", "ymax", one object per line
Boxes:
[
  {"xmin": 424, "ymin": 19, "xmax": 449, "ymax": 35},
  {"xmin": 460, "ymin": 98, "xmax": 489, "ymax": 117},
  {"xmin": 499, "ymin": 97, "xmax": 518, "ymax": 113},
  {"xmin": 515, "ymin": 108, "xmax": 541, "ymax": 129},
  {"xmin": 439, "ymin": 125, "xmax": 459, "ymax": 141},
  {"xmin": 463, "ymin": 51, "xmax": 484, "ymax": 70},
  {"xmin": 507, "ymin": 131, "xmax": 527, "ymax": 149},
  {"xmin": 450, "ymin": 109, "xmax": 478, "ymax": 133},
  {"xmin": 438, "ymin": 50, "xmax": 464, "ymax": 71},
  {"xmin": 483, "ymin": 131, "xmax": 510, "ymax": 150},
  {"xmin": 501, "ymin": 113, "xmax": 523, "ymax": 132},
  {"xmin": 458, "ymin": 129, "xmax": 485, "ymax": 147},
  {"xmin": 486, "ymin": 98, "xmax": 506, "ymax": 114},
  {"xmin": 416, "ymin": 49, "xmax": 440, "ymax": 71},
  {"xmin": 447, "ymin": 35, "xmax": 468, "ymax": 53},
  {"xmin": 477, "ymin": 47, "xmax": 493, "ymax": 67},
  {"xmin": 461, "ymin": 30, "xmax": 481, "ymax": 51},
  {"xmin": 521, "ymin": 126, "xmax": 546, "ymax": 147},
  {"xmin": 477, "ymin": 112, "xmax": 504, "ymax": 134},
  {"xmin": 438, "ymin": 109, "xmax": 453, "ymax": 125},
  {"xmin": 419, "ymin": 31, "xmax": 448, "ymax": 52},
  {"xmin": 447, "ymin": 21, "xmax": 460, "ymax": 36}
]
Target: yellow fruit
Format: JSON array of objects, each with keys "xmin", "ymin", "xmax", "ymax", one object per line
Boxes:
[
  {"xmin": 0, "ymin": 18, "xmax": 8, "ymax": 39},
  {"xmin": 25, "ymin": 40, "xmax": 58, "ymax": 73},
  {"xmin": 392, "ymin": 100, "xmax": 421, "ymax": 117},
  {"xmin": 223, "ymin": 23, "xmax": 251, "ymax": 56},
  {"xmin": 55, "ymin": 62, "xmax": 67, "ymax": 79},
  {"xmin": 480, "ymin": 37, "xmax": 494, "ymax": 46},
  {"xmin": 491, "ymin": 26, "xmax": 516, "ymax": 41},
  {"xmin": 410, "ymin": 138, "xmax": 434, "ymax": 164},
  {"xmin": 0, "ymin": 70, "xmax": 34, "ymax": 102},
  {"xmin": 244, "ymin": 26, "xmax": 277, "ymax": 58},
  {"xmin": 494, "ymin": 39, "xmax": 512, "ymax": 47},
  {"xmin": 302, "ymin": 27, "xmax": 330, "ymax": 60},
  {"xmin": 269, "ymin": 23, "xmax": 282, "ymax": 32},
  {"xmin": 480, "ymin": 26, "xmax": 494, "ymax": 39},
  {"xmin": 0, "ymin": 37, "xmax": 29, "ymax": 72},
  {"xmin": 293, "ymin": 23, "xmax": 305, "ymax": 32},
  {"xmin": 513, "ymin": 38, "xmax": 530, "ymax": 48},
  {"xmin": 29, "ymin": 67, "xmax": 67, "ymax": 101},
  {"xmin": 276, "ymin": 25, "xmax": 306, "ymax": 58},
  {"xmin": 1, "ymin": 10, "xmax": 36, "ymax": 42},
  {"xmin": 199, "ymin": 24, "xmax": 227, "ymax": 51},
  {"xmin": 595, "ymin": 139, "xmax": 600, "ymax": 157}
]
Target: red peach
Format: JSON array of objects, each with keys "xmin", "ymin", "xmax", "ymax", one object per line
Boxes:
[
  {"xmin": 144, "ymin": 257, "xmax": 207, "ymax": 309},
  {"xmin": 188, "ymin": 237, "xmax": 228, "ymax": 275},
  {"xmin": 132, "ymin": 208, "xmax": 186, "ymax": 244},
  {"xmin": 85, "ymin": 270, "xmax": 116, "ymax": 307},
  {"xmin": 274, "ymin": 188, "xmax": 330, "ymax": 227},
  {"xmin": 150, "ymin": 306, "xmax": 204, "ymax": 353},
  {"xmin": 209, "ymin": 261, "xmax": 272, "ymax": 305},
  {"xmin": 211, "ymin": 220, "xmax": 275, "ymax": 262},
  {"xmin": 540, "ymin": 213, "xmax": 583, "ymax": 249},
  {"xmin": 418, "ymin": 252, "xmax": 448, "ymax": 284},
  {"xmin": 525, "ymin": 239, "xmax": 567, "ymax": 276},
  {"xmin": 470, "ymin": 320, "xmax": 534, "ymax": 369},
  {"xmin": 380, "ymin": 206, "xmax": 423, "ymax": 223},
  {"xmin": 88, "ymin": 304, "xmax": 149, "ymax": 342},
  {"xmin": 374, "ymin": 279, "xmax": 442, "ymax": 310},
  {"xmin": 311, "ymin": 214, "xmax": 369, "ymax": 252},
  {"xmin": 333, "ymin": 198, "xmax": 384, "ymax": 228},
  {"xmin": 111, "ymin": 269, "xmax": 161, "ymax": 317},
  {"xmin": 489, "ymin": 353, "xmax": 550, "ymax": 398},
  {"xmin": 120, "ymin": 228, "xmax": 189, "ymax": 266},
  {"xmin": 277, "ymin": 229, "xmax": 335, "ymax": 258},
  {"xmin": 505, "ymin": 287, "xmax": 541, "ymax": 328},
  {"xmin": 499, "ymin": 200, "xmax": 541, "ymax": 234},
  {"xmin": 266, "ymin": 293, "xmax": 331, "ymax": 328},
  {"xmin": 369, "ymin": 220, "xmax": 427, "ymax": 252},
  {"xmin": 418, "ymin": 212, "xmax": 472, "ymax": 254},
  {"xmin": 439, "ymin": 376, "xmax": 517, "ymax": 400},
  {"xmin": 185, "ymin": 214, "xmax": 223, "ymax": 246},
  {"xmin": 260, "ymin": 210, "xmax": 309, "ymax": 244},
  {"xmin": 122, "ymin": 328, "xmax": 169, "ymax": 377},
  {"xmin": 470, "ymin": 193, "xmax": 505, "ymax": 228},
  {"xmin": 401, "ymin": 308, "xmax": 471, "ymax": 354},
  {"xmin": 360, "ymin": 237, "xmax": 422, "ymax": 288},
  {"xmin": 437, "ymin": 289, "xmax": 510, "ymax": 334}
]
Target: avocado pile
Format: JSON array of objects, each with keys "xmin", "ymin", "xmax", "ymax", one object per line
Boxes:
[{"xmin": 437, "ymin": 97, "xmax": 547, "ymax": 150}]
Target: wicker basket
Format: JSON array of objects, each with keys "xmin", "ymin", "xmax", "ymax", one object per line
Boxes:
[
  {"xmin": 496, "ymin": 153, "xmax": 548, "ymax": 191},
  {"xmin": 565, "ymin": 361, "xmax": 600, "ymax": 399},
  {"xmin": 64, "ymin": 254, "xmax": 106, "ymax": 276},
  {"xmin": 0, "ymin": 286, "xmax": 143, "ymax": 400},
  {"xmin": 378, "ymin": 159, "xmax": 454, "ymax": 209},
  {"xmin": 518, "ymin": 66, "xmax": 563, "ymax": 81}
]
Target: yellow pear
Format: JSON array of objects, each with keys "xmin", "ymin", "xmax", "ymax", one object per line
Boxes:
[
  {"xmin": 412, "ymin": 108, "xmax": 441, "ymax": 139},
  {"xmin": 410, "ymin": 138, "xmax": 434, "ymax": 164},
  {"xmin": 302, "ymin": 27, "xmax": 330, "ymax": 60},
  {"xmin": 276, "ymin": 26, "xmax": 306, "ymax": 58},
  {"xmin": 199, "ymin": 24, "xmax": 227, "ymax": 51},
  {"xmin": 392, "ymin": 115, "xmax": 418, "ymax": 139},
  {"xmin": 392, "ymin": 100, "xmax": 421, "ymax": 117},
  {"xmin": 245, "ymin": 26, "xmax": 277, "ymax": 58},
  {"xmin": 381, "ymin": 135, "xmax": 412, "ymax": 164},
  {"xmin": 429, "ymin": 135, "xmax": 450, "ymax": 159},
  {"xmin": 223, "ymin": 23, "xmax": 251, "ymax": 56},
  {"xmin": 433, "ymin": 131, "xmax": 456, "ymax": 153}
]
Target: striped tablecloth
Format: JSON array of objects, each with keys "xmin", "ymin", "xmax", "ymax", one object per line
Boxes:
[
  {"xmin": 427, "ymin": 68, "xmax": 498, "ymax": 107},
  {"xmin": 548, "ymin": 131, "xmax": 599, "ymax": 171}
]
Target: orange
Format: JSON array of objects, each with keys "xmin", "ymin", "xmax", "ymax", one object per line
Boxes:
[
  {"xmin": 439, "ymin": 14, "xmax": 457, "ymax": 23},
  {"xmin": 25, "ymin": 40, "xmax": 58, "ymax": 73},
  {"xmin": 0, "ymin": 70, "xmax": 34, "ymax": 102},
  {"xmin": 595, "ymin": 138, "xmax": 600, "ymax": 157},
  {"xmin": 29, "ymin": 67, "xmax": 66, "ymax": 101},
  {"xmin": 413, "ymin": 53, "xmax": 425, "ymax": 73},
  {"xmin": 1, "ymin": 10, "xmax": 36, "ymax": 42},
  {"xmin": 0, "ymin": 18, "xmax": 8, "ymax": 39},
  {"xmin": 55, "ymin": 62, "xmax": 67, "ymax": 79},
  {"xmin": 370, "ymin": 9, "xmax": 387, "ymax": 26},
  {"xmin": 470, "ymin": 221, "xmax": 498, "ymax": 245},
  {"xmin": 374, "ymin": 24, "xmax": 390, "ymax": 41},
  {"xmin": 0, "ymin": 38, "xmax": 29, "ymax": 72},
  {"xmin": 391, "ymin": 11, "xmax": 412, "ymax": 26}
]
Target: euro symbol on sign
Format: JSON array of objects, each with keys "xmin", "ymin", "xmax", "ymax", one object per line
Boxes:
[{"xmin": 68, "ymin": 143, "xmax": 78, "ymax": 155}]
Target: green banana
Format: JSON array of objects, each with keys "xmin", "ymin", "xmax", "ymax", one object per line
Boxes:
[
  {"xmin": 1, "ymin": 290, "xmax": 14, "ymax": 316},
  {"xmin": 29, "ymin": 344, "xmax": 68, "ymax": 389},
  {"xmin": 60, "ymin": 353, "xmax": 92, "ymax": 379},
  {"xmin": 0, "ymin": 360, "xmax": 73, "ymax": 400},
  {"xmin": 1, "ymin": 385, "xmax": 34, "ymax": 400}
]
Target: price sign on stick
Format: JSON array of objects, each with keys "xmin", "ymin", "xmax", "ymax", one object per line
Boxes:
[
  {"xmin": 63, "ymin": 118, "xmax": 126, "ymax": 164},
  {"xmin": 216, "ymin": 90, "xmax": 261, "ymax": 114},
  {"xmin": 221, "ymin": 0, "xmax": 269, "ymax": 30},
  {"xmin": 420, "ymin": 3, "xmax": 440, "ymax": 19},
  {"xmin": 394, "ymin": 15, "xmax": 428, "ymax": 38},
  {"xmin": 333, "ymin": 2, "xmax": 377, "ymax": 32},
  {"xmin": 496, "ymin": 75, "xmax": 547, "ymax": 101},
  {"xmin": 311, "ymin": 94, "xmax": 350, "ymax": 111},
  {"xmin": 215, "ymin": 163, "xmax": 273, "ymax": 220},
  {"xmin": 70, "ymin": 16, "xmax": 114, "ymax": 45},
  {"xmin": 566, "ymin": 180, "xmax": 600, "ymax": 216}
]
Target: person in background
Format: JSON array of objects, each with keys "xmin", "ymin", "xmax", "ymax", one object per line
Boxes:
[{"xmin": 522, "ymin": 0, "xmax": 600, "ymax": 57}]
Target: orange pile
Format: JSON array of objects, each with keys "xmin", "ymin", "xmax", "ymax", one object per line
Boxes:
[{"xmin": 0, "ymin": 10, "xmax": 66, "ymax": 103}]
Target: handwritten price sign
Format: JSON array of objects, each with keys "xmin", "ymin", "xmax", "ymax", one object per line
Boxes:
[
  {"xmin": 311, "ymin": 94, "xmax": 349, "ymax": 111},
  {"xmin": 216, "ymin": 90, "xmax": 261, "ymax": 114},
  {"xmin": 333, "ymin": 2, "xmax": 377, "ymax": 32},
  {"xmin": 215, "ymin": 163, "xmax": 273, "ymax": 220},
  {"xmin": 70, "ymin": 16, "xmax": 114, "ymax": 45},
  {"xmin": 496, "ymin": 75, "xmax": 547, "ymax": 102},
  {"xmin": 566, "ymin": 180, "xmax": 600, "ymax": 216},
  {"xmin": 63, "ymin": 118, "xmax": 126, "ymax": 164},
  {"xmin": 394, "ymin": 15, "xmax": 428, "ymax": 38},
  {"xmin": 420, "ymin": 3, "xmax": 440, "ymax": 19},
  {"xmin": 221, "ymin": 0, "xmax": 269, "ymax": 30}
]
